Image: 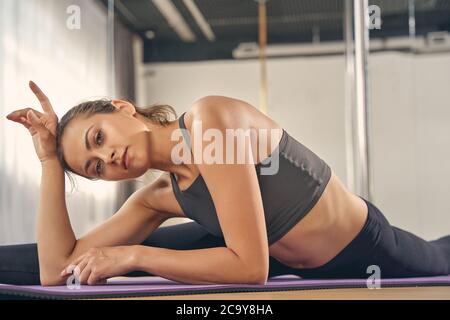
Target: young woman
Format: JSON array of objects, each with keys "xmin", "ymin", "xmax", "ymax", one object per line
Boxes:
[{"xmin": 2, "ymin": 81, "xmax": 450, "ymax": 286}]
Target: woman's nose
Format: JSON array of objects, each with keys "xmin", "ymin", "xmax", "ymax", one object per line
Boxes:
[
  {"xmin": 96, "ymin": 149, "xmax": 118, "ymax": 164},
  {"xmin": 109, "ymin": 151, "xmax": 116, "ymax": 163}
]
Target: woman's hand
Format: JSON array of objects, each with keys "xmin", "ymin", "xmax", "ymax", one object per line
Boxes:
[
  {"xmin": 61, "ymin": 246, "xmax": 137, "ymax": 285},
  {"xmin": 6, "ymin": 81, "xmax": 59, "ymax": 163}
]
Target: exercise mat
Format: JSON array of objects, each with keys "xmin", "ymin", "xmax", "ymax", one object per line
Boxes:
[{"xmin": 1, "ymin": 274, "xmax": 450, "ymax": 299}]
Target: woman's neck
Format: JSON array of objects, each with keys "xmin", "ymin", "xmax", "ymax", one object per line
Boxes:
[{"xmin": 142, "ymin": 114, "xmax": 193, "ymax": 180}]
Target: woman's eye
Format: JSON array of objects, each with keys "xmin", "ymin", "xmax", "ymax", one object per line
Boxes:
[
  {"xmin": 95, "ymin": 161, "xmax": 103, "ymax": 176},
  {"xmin": 95, "ymin": 130, "xmax": 103, "ymax": 145}
]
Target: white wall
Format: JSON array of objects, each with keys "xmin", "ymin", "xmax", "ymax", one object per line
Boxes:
[
  {"xmin": 370, "ymin": 52, "xmax": 450, "ymax": 239},
  {"xmin": 136, "ymin": 51, "xmax": 450, "ymax": 240},
  {"xmin": 139, "ymin": 56, "xmax": 347, "ymax": 180},
  {"xmin": 0, "ymin": 0, "xmax": 127, "ymax": 244}
]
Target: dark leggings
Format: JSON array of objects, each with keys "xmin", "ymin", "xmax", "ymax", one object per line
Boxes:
[
  {"xmin": 1, "ymin": 197, "xmax": 450, "ymax": 285},
  {"xmin": 0, "ymin": 222, "xmax": 299, "ymax": 285}
]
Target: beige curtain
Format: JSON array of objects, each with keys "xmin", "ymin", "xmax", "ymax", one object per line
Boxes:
[{"xmin": 0, "ymin": 0, "xmax": 135, "ymax": 244}]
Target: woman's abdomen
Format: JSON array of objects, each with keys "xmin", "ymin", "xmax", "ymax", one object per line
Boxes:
[{"xmin": 269, "ymin": 170, "xmax": 369, "ymax": 269}]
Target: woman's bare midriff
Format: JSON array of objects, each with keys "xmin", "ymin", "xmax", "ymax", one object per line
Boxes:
[{"xmin": 267, "ymin": 170, "xmax": 369, "ymax": 269}]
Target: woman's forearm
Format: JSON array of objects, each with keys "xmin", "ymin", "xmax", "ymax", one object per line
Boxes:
[
  {"xmin": 37, "ymin": 157, "xmax": 76, "ymax": 284},
  {"xmin": 131, "ymin": 245, "xmax": 266, "ymax": 285}
]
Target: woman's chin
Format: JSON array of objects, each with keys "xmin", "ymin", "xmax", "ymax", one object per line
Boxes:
[{"xmin": 126, "ymin": 168, "xmax": 147, "ymax": 179}]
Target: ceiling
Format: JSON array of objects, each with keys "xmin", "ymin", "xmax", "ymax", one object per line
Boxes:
[{"xmin": 99, "ymin": 0, "xmax": 450, "ymax": 63}]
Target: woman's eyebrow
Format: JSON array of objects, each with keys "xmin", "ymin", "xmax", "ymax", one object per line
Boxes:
[
  {"xmin": 85, "ymin": 124, "xmax": 95, "ymax": 151},
  {"xmin": 84, "ymin": 124, "xmax": 95, "ymax": 175},
  {"xmin": 84, "ymin": 159, "xmax": 91, "ymax": 176}
]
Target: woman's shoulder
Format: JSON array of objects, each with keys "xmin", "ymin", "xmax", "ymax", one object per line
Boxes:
[
  {"xmin": 131, "ymin": 172, "xmax": 184, "ymax": 217},
  {"xmin": 184, "ymin": 96, "xmax": 283, "ymax": 138},
  {"xmin": 183, "ymin": 95, "xmax": 261, "ymax": 131},
  {"xmin": 190, "ymin": 95, "xmax": 254, "ymax": 114},
  {"xmin": 181, "ymin": 96, "xmax": 284, "ymax": 167}
]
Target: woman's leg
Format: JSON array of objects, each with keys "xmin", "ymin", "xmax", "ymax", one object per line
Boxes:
[
  {"xmin": 373, "ymin": 224, "xmax": 450, "ymax": 278},
  {"xmin": 290, "ymin": 198, "xmax": 450, "ymax": 279},
  {"xmin": 0, "ymin": 243, "xmax": 41, "ymax": 285},
  {"xmin": 361, "ymin": 198, "xmax": 450, "ymax": 278},
  {"xmin": 0, "ymin": 221, "xmax": 295, "ymax": 284}
]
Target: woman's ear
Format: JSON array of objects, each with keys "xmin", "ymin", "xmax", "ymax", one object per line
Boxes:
[{"xmin": 111, "ymin": 99, "xmax": 136, "ymax": 115}]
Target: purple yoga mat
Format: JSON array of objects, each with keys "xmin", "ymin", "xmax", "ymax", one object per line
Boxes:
[{"xmin": 1, "ymin": 274, "xmax": 450, "ymax": 299}]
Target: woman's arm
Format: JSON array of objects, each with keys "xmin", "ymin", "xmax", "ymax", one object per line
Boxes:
[
  {"xmin": 37, "ymin": 159, "xmax": 171, "ymax": 286},
  {"xmin": 37, "ymin": 157, "xmax": 76, "ymax": 285},
  {"xmin": 58, "ymin": 178, "xmax": 173, "ymax": 277},
  {"xmin": 7, "ymin": 82, "xmax": 75, "ymax": 285},
  {"xmin": 131, "ymin": 246, "xmax": 266, "ymax": 285},
  {"xmin": 130, "ymin": 99, "xmax": 270, "ymax": 285},
  {"xmin": 7, "ymin": 82, "xmax": 172, "ymax": 286}
]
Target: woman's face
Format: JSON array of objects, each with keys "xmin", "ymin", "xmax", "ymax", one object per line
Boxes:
[{"xmin": 60, "ymin": 101, "xmax": 151, "ymax": 181}]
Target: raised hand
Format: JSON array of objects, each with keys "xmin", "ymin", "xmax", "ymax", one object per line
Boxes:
[{"xmin": 6, "ymin": 81, "xmax": 59, "ymax": 163}]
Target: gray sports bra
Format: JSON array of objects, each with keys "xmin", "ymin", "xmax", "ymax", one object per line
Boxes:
[{"xmin": 170, "ymin": 112, "xmax": 332, "ymax": 245}]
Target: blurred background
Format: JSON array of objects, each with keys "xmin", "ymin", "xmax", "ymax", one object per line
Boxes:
[{"xmin": 1, "ymin": 0, "xmax": 449, "ymax": 245}]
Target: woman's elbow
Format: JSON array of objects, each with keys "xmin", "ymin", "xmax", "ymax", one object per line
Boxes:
[
  {"xmin": 247, "ymin": 265, "xmax": 269, "ymax": 285},
  {"xmin": 40, "ymin": 274, "xmax": 66, "ymax": 286},
  {"xmin": 39, "ymin": 266, "xmax": 67, "ymax": 286},
  {"xmin": 253, "ymin": 271, "xmax": 268, "ymax": 285},
  {"xmin": 39, "ymin": 256, "xmax": 74, "ymax": 286}
]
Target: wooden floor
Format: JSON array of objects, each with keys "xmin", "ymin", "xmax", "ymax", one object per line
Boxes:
[{"xmin": 97, "ymin": 286, "xmax": 450, "ymax": 300}]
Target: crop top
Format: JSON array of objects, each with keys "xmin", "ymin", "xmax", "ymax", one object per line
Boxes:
[{"xmin": 170, "ymin": 112, "xmax": 332, "ymax": 245}]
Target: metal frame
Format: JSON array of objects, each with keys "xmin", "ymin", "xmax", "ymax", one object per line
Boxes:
[{"xmin": 344, "ymin": 0, "xmax": 373, "ymax": 201}]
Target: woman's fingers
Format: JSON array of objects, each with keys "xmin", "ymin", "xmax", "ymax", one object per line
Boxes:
[
  {"xmin": 61, "ymin": 259, "xmax": 90, "ymax": 283},
  {"xmin": 77, "ymin": 260, "xmax": 90, "ymax": 282},
  {"xmin": 26, "ymin": 82, "xmax": 58, "ymax": 136},
  {"xmin": 7, "ymin": 108, "xmax": 44, "ymax": 121},
  {"xmin": 19, "ymin": 117, "xmax": 32, "ymax": 130},
  {"xmin": 62, "ymin": 251, "xmax": 90, "ymax": 276},
  {"xmin": 26, "ymin": 110, "xmax": 50, "ymax": 136},
  {"xmin": 62, "ymin": 257, "xmax": 83, "ymax": 276},
  {"xmin": 26, "ymin": 110, "xmax": 42, "ymax": 126},
  {"xmin": 67, "ymin": 258, "xmax": 105, "ymax": 285},
  {"xmin": 7, "ymin": 113, "xmax": 32, "ymax": 129},
  {"xmin": 29, "ymin": 81, "xmax": 56, "ymax": 115},
  {"xmin": 87, "ymin": 269, "xmax": 104, "ymax": 285},
  {"xmin": 78, "ymin": 261, "xmax": 95, "ymax": 284},
  {"xmin": 7, "ymin": 112, "xmax": 38, "ymax": 136}
]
